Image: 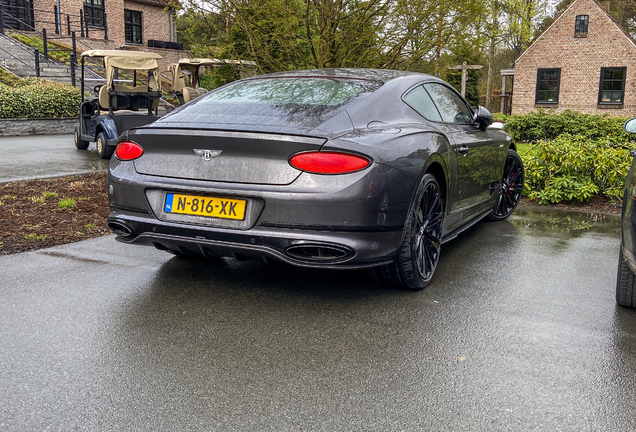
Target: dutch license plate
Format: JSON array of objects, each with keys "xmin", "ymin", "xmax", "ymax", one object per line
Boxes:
[{"xmin": 164, "ymin": 193, "xmax": 246, "ymax": 220}]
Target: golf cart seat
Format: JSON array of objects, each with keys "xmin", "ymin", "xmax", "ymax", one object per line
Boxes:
[
  {"xmin": 176, "ymin": 85, "xmax": 207, "ymax": 104},
  {"xmin": 181, "ymin": 86, "xmax": 198, "ymax": 103},
  {"xmin": 98, "ymin": 85, "xmax": 109, "ymax": 110},
  {"xmin": 98, "ymin": 84, "xmax": 160, "ymax": 111},
  {"xmin": 170, "ymin": 59, "xmax": 218, "ymax": 104}
]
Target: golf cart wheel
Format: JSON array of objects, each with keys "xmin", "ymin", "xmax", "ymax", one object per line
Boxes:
[
  {"xmin": 74, "ymin": 126, "xmax": 89, "ymax": 150},
  {"xmin": 96, "ymin": 132, "xmax": 114, "ymax": 159}
]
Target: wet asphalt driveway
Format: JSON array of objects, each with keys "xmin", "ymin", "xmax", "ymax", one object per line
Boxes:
[
  {"xmin": 0, "ymin": 134, "xmax": 107, "ymax": 184},
  {"xmin": 1, "ymin": 207, "xmax": 635, "ymax": 431}
]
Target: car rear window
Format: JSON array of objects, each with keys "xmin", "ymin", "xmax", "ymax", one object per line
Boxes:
[{"xmin": 181, "ymin": 77, "xmax": 382, "ymax": 119}]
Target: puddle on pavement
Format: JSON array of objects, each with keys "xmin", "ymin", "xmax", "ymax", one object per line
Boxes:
[{"xmin": 510, "ymin": 206, "xmax": 621, "ymax": 236}]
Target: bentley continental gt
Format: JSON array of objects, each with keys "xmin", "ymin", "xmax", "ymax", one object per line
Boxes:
[{"xmin": 107, "ymin": 69, "xmax": 524, "ymax": 289}]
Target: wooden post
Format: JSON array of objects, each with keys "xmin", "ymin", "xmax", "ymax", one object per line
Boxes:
[
  {"xmin": 501, "ymin": 75, "xmax": 507, "ymax": 114},
  {"xmin": 447, "ymin": 61, "xmax": 483, "ymax": 98}
]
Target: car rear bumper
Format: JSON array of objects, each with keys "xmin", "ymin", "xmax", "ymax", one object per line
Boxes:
[{"xmin": 108, "ymin": 210, "xmax": 402, "ymax": 269}]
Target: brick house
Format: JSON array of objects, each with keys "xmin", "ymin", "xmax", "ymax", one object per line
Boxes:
[
  {"xmin": 512, "ymin": 0, "xmax": 636, "ymax": 116},
  {"xmin": 0, "ymin": 0, "xmax": 188, "ymax": 72},
  {"xmin": 0, "ymin": 0, "xmax": 177, "ymax": 48}
]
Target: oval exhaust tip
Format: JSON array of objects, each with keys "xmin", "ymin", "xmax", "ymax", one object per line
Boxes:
[
  {"xmin": 108, "ymin": 221, "xmax": 134, "ymax": 238},
  {"xmin": 285, "ymin": 244, "xmax": 352, "ymax": 262}
]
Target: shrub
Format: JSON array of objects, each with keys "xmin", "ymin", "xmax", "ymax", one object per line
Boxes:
[
  {"xmin": 522, "ymin": 134, "xmax": 635, "ymax": 204},
  {"xmin": 504, "ymin": 109, "xmax": 632, "ymax": 144},
  {"xmin": 0, "ymin": 79, "xmax": 81, "ymax": 118},
  {"xmin": 199, "ymin": 65, "xmax": 242, "ymax": 90},
  {"xmin": 0, "ymin": 67, "xmax": 22, "ymax": 86}
]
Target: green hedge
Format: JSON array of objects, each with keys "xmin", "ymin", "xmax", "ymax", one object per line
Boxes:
[
  {"xmin": 503, "ymin": 109, "xmax": 632, "ymax": 144},
  {"xmin": 523, "ymin": 134, "xmax": 635, "ymax": 204},
  {"xmin": 0, "ymin": 78, "xmax": 81, "ymax": 118},
  {"xmin": 0, "ymin": 67, "xmax": 23, "ymax": 86}
]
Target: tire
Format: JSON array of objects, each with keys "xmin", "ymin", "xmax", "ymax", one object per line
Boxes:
[
  {"xmin": 488, "ymin": 149, "xmax": 524, "ymax": 221},
  {"xmin": 96, "ymin": 131, "xmax": 113, "ymax": 159},
  {"xmin": 74, "ymin": 125, "xmax": 89, "ymax": 150},
  {"xmin": 370, "ymin": 173, "xmax": 444, "ymax": 290},
  {"xmin": 616, "ymin": 244, "xmax": 636, "ymax": 307}
]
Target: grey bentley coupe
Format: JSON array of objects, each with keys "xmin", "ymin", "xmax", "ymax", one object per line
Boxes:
[{"xmin": 107, "ymin": 69, "xmax": 524, "ymax": 289}]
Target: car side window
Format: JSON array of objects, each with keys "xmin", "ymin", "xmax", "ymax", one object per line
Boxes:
[
  {"xmin": 423, "ymin": 83, "xmax": 474, "ymax": 125},
  {"xmin": 403, "ymin": 85, "xmax": 443, "ymax": 122}
]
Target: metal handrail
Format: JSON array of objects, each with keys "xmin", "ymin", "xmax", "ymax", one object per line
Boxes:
[
  {"xmin": 0, "ymin": 4, "xmax": 107, "ymax": 38},
  {"xmin": 0, "ymin": 31, "xmax": 104, "ymax": 86},
  {"xmin": 0, "ymin": 31, "xmax": 40, "ymax": 61},
  {"xmin": 0, "ymin": 36, "xmax": 35, "ymax": 73}
]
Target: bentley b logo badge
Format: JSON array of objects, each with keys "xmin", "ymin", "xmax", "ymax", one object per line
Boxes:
[{"xmin": 194, "ymin": 149, "xmax": 222, "ymax": 161}]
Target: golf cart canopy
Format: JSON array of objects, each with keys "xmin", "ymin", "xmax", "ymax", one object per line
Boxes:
[
  {"xmin": 80, "ymin": 49, "xmax": 162, "ymax": 92},
  {"xmin": 170, "ymin": 58, "xmax": 258, "ymax": 91}
]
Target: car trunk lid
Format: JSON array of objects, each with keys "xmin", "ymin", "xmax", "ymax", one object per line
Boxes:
[{"xmin": 129, "ymin": 128, "xmax": 326, "ymax": 185}]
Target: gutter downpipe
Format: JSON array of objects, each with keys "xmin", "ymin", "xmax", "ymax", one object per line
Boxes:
[{"xmin": 56, "ymin": 0, "xmax": 61, "ymax": 35}]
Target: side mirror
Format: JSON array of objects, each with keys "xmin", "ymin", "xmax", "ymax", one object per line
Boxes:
[
  {"xmin": 473, "ymin": 105, "xmax": 493, "ymax": 130},
  {"xmin": 625, "ymin": 118, "xmax": 636, "ymax": 134}
]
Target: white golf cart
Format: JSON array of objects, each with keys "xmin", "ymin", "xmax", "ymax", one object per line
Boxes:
[{"xmin": 74, "ymin": 50, "xmax": 163, "ymax": 159}]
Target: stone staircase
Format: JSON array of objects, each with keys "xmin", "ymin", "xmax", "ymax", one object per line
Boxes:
[
  {"xmin": 0, "ymin": 33, "xmax": 100, "ymax": 86},
  {"xmin": 0, "ymin": 33, "xmax": 175, "ymax": 115}
]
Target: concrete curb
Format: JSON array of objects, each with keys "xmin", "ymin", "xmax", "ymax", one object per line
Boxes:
[
  {"xmin": 0, "ymin": 117, "xmax": 77, "ymax": 136},
  {"xmin": 0, "ymin": 169, "xmax": 108, "ymax": 185}
]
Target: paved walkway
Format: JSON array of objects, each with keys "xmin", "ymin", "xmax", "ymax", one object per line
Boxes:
[{"xmin": 0, "ymin": 134, "xmax": 108, "ymax": 184}]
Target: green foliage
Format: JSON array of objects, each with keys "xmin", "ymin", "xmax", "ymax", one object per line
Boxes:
[
  {"xmin": 177, "ymin": 6, "xmax": 225, "ymax": 56},
  {"xmin": 442, "ymin": 44, "xmax": 485, "ymax": 106},
  {"xmin": 178, "ymin": 0, "xmax": 487, "ymax": 75},
  {"xmin": 0, "ymin": 67, "xmax": 22, "ymax": 86},
  {"xmin": 503, "ymin": 110, "xmax": 632, "ymax": 144},
  {"xmin": 0, "ymin": 79, "xmax": 81, "ymax": 118},
  {"xmin": 522, "ymin": 134, "xmax": 635, "ymax": 204},
  {"xmin": 198, "ymin": 66, "xmax": 242, "ymax": 89}
]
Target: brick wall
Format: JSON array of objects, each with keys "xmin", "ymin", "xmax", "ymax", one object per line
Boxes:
[
  {"xmin": 31, "ymin": 0, "xmax": 175, "ymax": 47},
  {"xmin": 512, "ymin": 0, "xmax": 636, "ymax": 116},
  {"xmin": 123, "ymin": 0, "xmax": 174, "ymax": 45}
]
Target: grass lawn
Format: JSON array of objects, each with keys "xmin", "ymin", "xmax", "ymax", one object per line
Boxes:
[{"xmin": 516, "ymin": 142, "xmax": 530, "ymax": 156}]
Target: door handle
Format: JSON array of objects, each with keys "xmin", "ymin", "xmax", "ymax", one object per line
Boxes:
[{"xmin": 458, "ymin": 146, "xmax": 469, "ymax": 155}]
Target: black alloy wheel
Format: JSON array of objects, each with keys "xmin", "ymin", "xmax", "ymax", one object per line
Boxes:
[
  {"xmin": 488, "ymin": 149, "xmax": 524, "ymax": 221},
  {"xmin": 371, "ymin": 174, "xmax": 445, "ymax": 290},
  {"xmin": 74, "ymin": 126, "xmax": 89, "ymax": 150},
  {"xmin": 96, "ymin": 132, "xmax": 113, "ymax": 159}
]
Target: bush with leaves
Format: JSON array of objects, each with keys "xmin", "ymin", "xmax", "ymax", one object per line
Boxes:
[
  {"xmin": 0, "ymin": 79, "xmax": 81, "ymax": 118},
  {"xmin": 503, "ymin": 109, "xmax": 632, "ymax": 144},
  {"xmin": 523, "ymin": 134, "xmax": 635, "ymax": 204},
  {"xmin": 0, "ymin": 67, "xmax": 23, "ymax": 86}
]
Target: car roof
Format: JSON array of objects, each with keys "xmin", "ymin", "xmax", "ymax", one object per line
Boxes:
[{"xmin": 244, "ymin": 68, "xmax": 437, "ymax": 84}]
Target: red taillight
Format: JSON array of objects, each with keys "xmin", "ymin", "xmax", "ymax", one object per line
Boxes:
[
  {"xmin": 289, "ymin": 151, "xmax": 371, "ymax": 174},
  {"xmin": 115, "ymin": 141, "xmax": 144, "ymax": 161}
]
